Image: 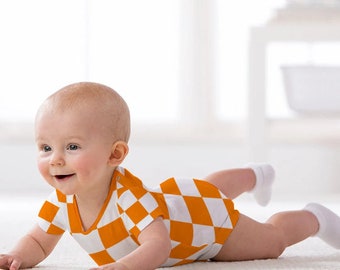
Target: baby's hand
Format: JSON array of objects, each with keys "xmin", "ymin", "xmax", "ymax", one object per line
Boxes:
[
  {"xmin": 0, "ymin": 254, "xmax": 23, "ymax": 270},
  {"xmin": 90, "ymin": 261, "xmax": 129, "ymax": 270}
]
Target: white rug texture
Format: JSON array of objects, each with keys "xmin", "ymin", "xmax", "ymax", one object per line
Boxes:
[{"xmin": 0, "ymin": 195, "xmax": 339, "ymax": 270}]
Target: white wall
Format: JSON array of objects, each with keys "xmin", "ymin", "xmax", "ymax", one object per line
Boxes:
[{"xmin": 1, "ymin": 1, "xmax": 339, "ymax": 203}]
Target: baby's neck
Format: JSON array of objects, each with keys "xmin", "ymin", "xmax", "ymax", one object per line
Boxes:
[
  {"xmin": 75, "ymin": 174, "xmax": 114, "ymax": 231},
  {"xmin": 75, "ymin": 191, "xmax": 108, "ymax": 231}
]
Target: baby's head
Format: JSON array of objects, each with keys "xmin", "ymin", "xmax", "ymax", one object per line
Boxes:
[
  {"xmin": 36, "ymin": 82, "xmax": 131, "ymax": 143},
  {"xmin": 35, "ymin": 82, "xmax": 130, "ymax": 195}
]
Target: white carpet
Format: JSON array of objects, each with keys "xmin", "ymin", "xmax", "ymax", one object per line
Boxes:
[{"xmin": 1, "ymin": 194, "xmax": 339, "ymax": 270}]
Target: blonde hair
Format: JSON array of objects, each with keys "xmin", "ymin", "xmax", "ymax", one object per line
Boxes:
[{"xmin": 36, "ymin": 82, "xmax": 131, "ymax": 142}]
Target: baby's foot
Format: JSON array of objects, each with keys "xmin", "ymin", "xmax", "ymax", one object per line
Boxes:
[
  {"xmin": 304, "ymin": 203, "xmax": 340, "ymax": 249},
  {"xmin": 245, "ymin": 163, "xmax": 275, "ymax": 206}
]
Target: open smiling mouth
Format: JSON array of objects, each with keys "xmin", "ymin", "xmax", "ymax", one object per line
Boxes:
[{"xmin": 54, "ymin": 174, "xmax": 75, "ymax": 181}]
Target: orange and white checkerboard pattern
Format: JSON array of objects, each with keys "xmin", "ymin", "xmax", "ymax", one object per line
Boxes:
[{"xmin": 38, "ymin": 167, "xmax": 239, "ymax": 267}]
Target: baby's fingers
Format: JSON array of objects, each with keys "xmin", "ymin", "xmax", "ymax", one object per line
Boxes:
[
  {"xmin": 0, "ymin": 254, "xmax": 11, "ymax": 269},
  {"xmin": 0, "ymin": 254, "xmax": 22, "ymax": 270},
  {"xmin": 8, "ymin": 258, "xmax": 22, "ymax": 270}
]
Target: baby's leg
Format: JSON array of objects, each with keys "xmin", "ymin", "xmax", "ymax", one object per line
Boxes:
[
  {"xmin": 212, "ymin": 210, "xmax": 319, "ymax": 261},
  {"xmin": 205, "ymin": 168, "xmax": 255, "ymax": 199},
  {"xmin": 205, "ymin": 163, "xmax": 275, "ymax": 206},
  {"xmin": 213, "ymin": 203, "xmax": 340, "ymax": 261}
]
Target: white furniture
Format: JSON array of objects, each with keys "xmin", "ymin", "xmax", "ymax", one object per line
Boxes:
[{"xmin": 247, "ymin": 7, "xmax": 340, "ymax": 161}]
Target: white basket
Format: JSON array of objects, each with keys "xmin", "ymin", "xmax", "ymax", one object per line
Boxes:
[{"xmin": 281, "ymin": 65, "xmax": 340, "ymax": 114}]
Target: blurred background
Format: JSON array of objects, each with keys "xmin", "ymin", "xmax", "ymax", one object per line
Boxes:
[{"xmin": 1, "ymin": 0, "xmax": 340, "ymax": 201}]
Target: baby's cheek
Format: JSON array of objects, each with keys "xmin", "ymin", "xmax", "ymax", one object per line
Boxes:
[
  {"xmin": 74, "ymin": 156, "xmax": 106, "ymax": 178},
  {"xmin": 37, "ymin": 160, "xmax": 49, "ymax": 179},
  {"xmin": 73, "ymin": 158, "xmax": 92, "ymax": 174}
]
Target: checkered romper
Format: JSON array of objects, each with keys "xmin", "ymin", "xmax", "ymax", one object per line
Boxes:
[{"xmin": 38, "ymin": 167, "xmax": 239, "ymax": 267}]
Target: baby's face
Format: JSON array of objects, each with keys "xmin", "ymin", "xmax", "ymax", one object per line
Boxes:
[{"xmin": 35, "ymin": 107, "xmax": 115, "ymax": 196}]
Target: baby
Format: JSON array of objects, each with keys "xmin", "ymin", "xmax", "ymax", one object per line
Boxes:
[{"xmin": 1, "ymin": 82, "xmax": 340, "ymax": 270}]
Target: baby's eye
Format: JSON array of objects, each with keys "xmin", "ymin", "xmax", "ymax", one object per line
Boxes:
[
  {"xmin": 67, "ymin": 144, "xmax": 79, "ymax": 151},
  {"xmin": 42, "ymin": 145, "xmax": 52, "ymax": 152}
]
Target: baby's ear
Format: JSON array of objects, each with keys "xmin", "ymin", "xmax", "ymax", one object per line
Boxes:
[{"xmin": 108, "ymin": 141, "xmax": 129, "ymax": 166}]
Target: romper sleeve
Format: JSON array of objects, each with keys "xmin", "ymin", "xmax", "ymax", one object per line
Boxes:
[{"xmin": 37, "ymin": 190, "xmax": 68, "ymax": 235}]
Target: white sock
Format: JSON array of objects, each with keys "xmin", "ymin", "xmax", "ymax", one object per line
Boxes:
[
  {"xmin": 245, "ymin": 163, "xmax": 275, "ymax": 206},
  {"xmin": 304, "ymin": 203, "xmax": 340, "ymax": 249}
]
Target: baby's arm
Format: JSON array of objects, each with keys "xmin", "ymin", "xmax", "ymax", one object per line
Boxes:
[
  {"xmin": 0, "ymin": 224, "xmax": 62, "ymax": 270},
  {"xmin": 92, "ymin": 217, "xmax": 171, "ymax": 270},
  {"xmin": 118, "ymin": 217, "xmax": 171, "ymax": 270}
]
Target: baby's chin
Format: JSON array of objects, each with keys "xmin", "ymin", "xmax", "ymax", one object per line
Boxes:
[{"xmin": 47, "ymin": 174, "xmax": 78, "ymax": 195}]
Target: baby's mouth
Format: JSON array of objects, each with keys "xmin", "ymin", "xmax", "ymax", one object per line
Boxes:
[{"xmin": 54, "ymin": 174, "xmax": 75, "ymax": 180}]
